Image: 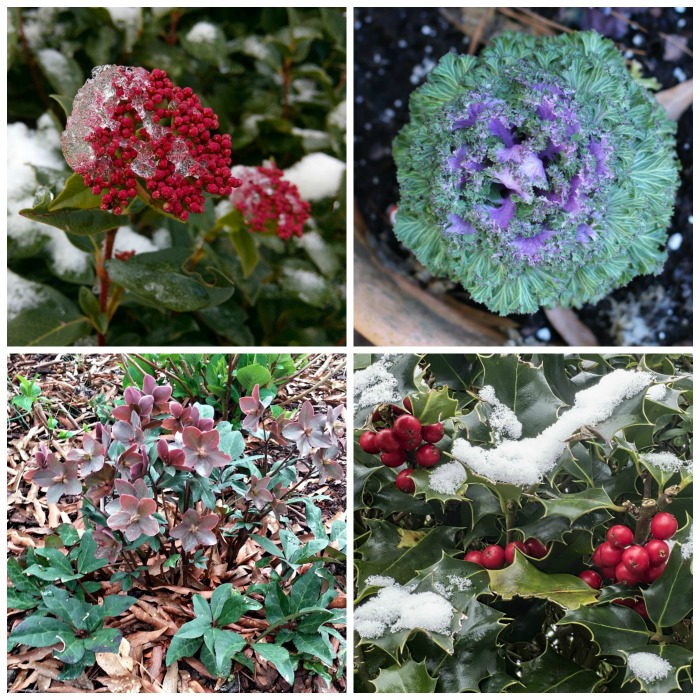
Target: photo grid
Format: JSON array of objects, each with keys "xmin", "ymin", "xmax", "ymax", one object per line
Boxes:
[{"xmin": 5, "ymin": 5, "xmax": 694, "ymax": 695}]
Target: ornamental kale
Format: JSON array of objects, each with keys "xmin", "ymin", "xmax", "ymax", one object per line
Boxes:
[{"xmin": 393, "ymin": 31, "xmax": 680, "ymax": 315}]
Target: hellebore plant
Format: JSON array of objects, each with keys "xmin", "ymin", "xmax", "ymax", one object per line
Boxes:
[{"xmin": 393, "ymin": 31, "xmax": 680, "ymax": 315}]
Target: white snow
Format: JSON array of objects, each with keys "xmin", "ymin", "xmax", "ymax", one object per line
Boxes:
[
  {"xmin": 681, "ymin": 525, "xmax": 693, "ymax": 560},
  {"xmin": 355, "ymin": 580, "xmax": 454, "ymax": 639},
  {"xmin": 328, "ymin": 101, "xmax": 347, "ymax": 131},
  {"xmin": 452, "ymin": 370, "xmax": 654, "ymax": 485},
  {"xmin": 479, "ymin": 385, "xmax": 523, "ymax": 442},
  {"xmin": 354, "ymin": 355, "xmax": 402, "ymax": 410},
  {"xmin": 186, "ymin": 21, "xmax": 218, "ymax": 44},
  {"xmin": 297, "ymin": 231, "xmax": 325, "ymax": 253},
  {"xmin": 106, "ymin": 7, "xmax": 141, "ymax": 29},
  {"xmin": 36, "ymin": 48, "xmax": 74, "ymax": 86},
  {"xmin": 243, "ymin": 36, "xmax": 271, "ymax": 62},
  {"xmin": 365, "ymin": 575, "xmax": 396, "ymax": 588},
  {"xmin": 284, "ymin": 153, "xmax": 345, "ymax": 201},
  {"xmin": 647, "ymin": 384, "xmax": 667, "ymax": 401},
  {"xmin": 429, "ymin": 461, "xmax": 467, "ymax": 494},
  {"xmin": 113, "ymin": 226, "xmax": 159, "ymax": 254},
  {"xmin": 282, "ymin": 267, "xmax": 325, "ymax": 305},
  {"xmin": 641, "ymin": 451, "xmax": 687, "ymax": 473},
  {"xmin": 151, "ymin": 227, "xmax": 172, "ymax": 249},
  {"xmin": 7, "ymin": 270, "xmax": 47, "ymax": 320},
  {"xmin": 628, "ymin": 652, "xmax": 673, "ymax": 683}
]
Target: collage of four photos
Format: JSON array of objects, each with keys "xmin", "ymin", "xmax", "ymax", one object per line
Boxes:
[{"xmin": 5, "ymin": 6, "xmax": 694, "ymax": 695}]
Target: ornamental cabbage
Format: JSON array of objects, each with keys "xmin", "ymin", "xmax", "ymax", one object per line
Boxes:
[{"xmin": 393, "ymin": 31, "xmax": 679, "ymax": 315}]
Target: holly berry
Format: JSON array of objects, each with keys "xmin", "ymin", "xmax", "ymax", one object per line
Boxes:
[
  {"xmin": 381, "ymin": 451, "xmax": 407, "ymax": 468},
  {"xmin": 621, "ymin": 545, "xmax": 650, "ymax": 573},
  {"xmin": 597, "ymin": 542, "xmax": 623, "ymax": 568},
  {"xmin": 600, "ymin": 566, "xmax": 617, "ymax": 580},
  {"xmin": 612, "ymin": 598, "xmax": 636, "ymax": 609},
  {"xmin": 578, "ymin": 570, "xmax": 603, "ymax": 589},
  {"xmin": 375, "ymin": 428, "xmax": 401, "ymax": 453},
  {"xmin": 416, "ymin": 444, "xmax": 440, "ymax": 468},
  {"xmin": 632, "ymin": 599, "xmax": 649, "ymax": 619},
  {"xmin": 607, "ymin": 524, "xmax": 634, "ymax": 549},
  {"xmin": 524, "ymin": 538, "xmax": 548, "ymax": 559},
  {"xmin": 464, "ymin": 550, "xmax": 484, "ymax": 566},
  {"xmin": 482, "ymin": 545, "xmax": 506, "ymax": 569},
  {"xmin": 359, "ymin": 431, "xmax": 380, "ymax": 454},
  {"xmin": 371, "ymin": 410, "xmax": 383, "ymax": 425},
  {"xmin": 398, "ymin": 433, "xmax": 423, "ymax": 451},
  {"xmin": 615, "ymin": 562, "xmax": 642, "ymax": 585},
  {"xmin": 395, "ymin": 468, "xmax": 415, "ymax": 493},
  {"xmin": 591, "ymin": 547, "xmax": 603, "ymax": 568},
  {"xmin": 393, "ymin": 414, "xmax": 422, "ymax": 443},
  {"xmin": 421, "ymin": 422, "xmax": 445, "ymax": 444},
  {"xmin": 403, "ymin": 396, "xmax": 413, "ymax": 412},
  {"xmin": 645, "ymin": 539, "xmax": 670, "ymax": 566},
  {"xmin": 504, "ymin": 541, "xmax": 527, "ymax": 564},
  {"xmin": 650, "ymin": 512, "xmax": 678, "ymax": 540}
]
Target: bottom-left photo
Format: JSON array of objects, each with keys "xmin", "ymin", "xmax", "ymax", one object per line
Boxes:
[{"xmin": 7, "ymin": 353, "xmax": 347, "ymax": 693}]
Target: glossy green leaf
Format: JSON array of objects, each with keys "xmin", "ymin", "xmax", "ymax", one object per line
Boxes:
[
  {"xmin": 193, "ymin": 593, "xmax": 212, "ymax": 621},
  {"xmin": 101, "ymin": 594, "xmax": 138, "ymax": 619},
  {"xmin": 41, "ymin": 586, "xmax": 91, "ymax": 629},
  {"xmin": 264, "ymin": 581, "xmax": 289, "ymax": 624},
  {"xmin": 49, "ymin": 173, "xmax": 103, "ymax": 211},
  {"xmin": 8, "ymin": 615, "xmax": 74, "ymax": 648},
  {"xmin": 236, "ymin": 364, "xmax": 272, "ymax": 392},
  {"xmin": 54, "ymin": 635, "xmax": 86, "ymax": 664},
  {"xmin": 293, "ymin": 633, "xmax": 334, "ymax": 666},
  {"xmin": 172, "ymin": 615, "xmax": 211, "ymax": 640},
  {"xmin": 512, "ymin": 648, "xmax": 602, "ymax": 692},
  {"xmin": 410, "ymin": 385, "xmax": 458, "ymax": 425},
  {"xmin": 253, "ymin": 642, "xmax": 296, "ymax": 685},
  {"xmin": 165, "ymin": 633, "xmax": 203, "ymax": 666},
  {"xmin": 539, "ymin": 487, "xmax": 619, "ymax": 522},
  {"xmin": 371, "ymin": 658, "xmax": 437, "ymax": 693},
  {"xmin": 84, "ymin": 627, "xmax": 122, "ymax": 653},
  {"xmin": 216, "ymin": 590, "xmax": 262, "ymax": 627},
  {"xmin": 229, "ymin": 228, "xmax": 260, "ymax": 278},
  {"xmin": 621, "ymin": 644, "xmax": 693, "ymax": 693},
  {"xmin": 643, "ymin": 538, "xmax": 692, "ymax": 627}
]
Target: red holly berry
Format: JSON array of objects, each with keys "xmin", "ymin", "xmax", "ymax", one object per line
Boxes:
[
  {"xmin": 482, "ymin": 545, "xmax": 505, "ymax": 569},
  {"xmin": 398, "ymin": 433, "xmax": 423, "ymax": 451},
  {"xmin": 375, "ymin": 429, "xmax": 401, "ymax": 453},
  {"xmin": 650, "ymin": 512, "xmax": 678, "ymax": 540},
  {"xmin": 504, "ymin": 541, "xmax": 527, "ymax": 564},
  {"xmin": 393, "ymin": 414, "xmax": 422, "ymax": 443},
  {"xmin": 381, "ymin": 451, "xmax": 407, "ymax": 468},
  {"xmin": 622, "ymin": 545, "xmax": 650, "ymax": 573},
  {"xmin": 591, "ymin": 547, "xmax": 603, "ymax": 568},
  {"xmin": 615, "ymin": 562, "xmax": 642, "ymax": 585},
  {"xmin": 395, "ymin": 468, "xmax": 415, "ymax": 493},
  {"xmin": 612, "ymin": 598, "xmax": 636, "ymax": 608},
  {"xmin": 632, "ymin": 599, "xmax": 649, "ymax": 619},
  {"xmin": 403, "ymin": 396, "xmax": 413, "ymax": 413},
  {"xmin": 597, "ymin": 541, "xmax": 623, "ymax": 568},
  {"xmin": 524, "ymin": 538, "xmax": 548, "ymax": 559},
  {"xmin": 645, "ymin": 539, "xmax": 670, "ymax": 566},
  {"xmin": 421, "ymin": 422, "xmax": 445, "ymax": 444},
  {"xmin": 643, "ymin": 562, "xmax": 668, "ymax": 584},
  {"xmin": 600, "ymin": 566, "xmax": 617, "ymax": 580},
  {"xmin": 415, "ymin": 444, "xmax": 440, "ymax": 468},
  {"xmin": 578, "ymin": 570, "xmax": 603, "ymax": 589},
  {"xmin": 371, "ymin": 410, "xmax": 383, "ymax": 425},
  {"xmin": 607, "ymin": 524, "xmax": 634, "ymax": 549},
  {"xmin": 464, "ymin": 550, "xmax": 484, "ymax": 566},
  {"xmin": 359, "ymin": 431, "xmax": 380, "ymax": 454}
]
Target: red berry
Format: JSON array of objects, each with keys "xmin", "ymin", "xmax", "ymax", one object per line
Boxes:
[
  {"xmin": 598, "ymin": 541, "xmax": 623, "ymax": 568},
  {"xmin": 464, "ymin": 550, "xmax": 484, "ymax": 566},
  {"xmin": 398, "ymin": 433, "xmax": 423, "ymax": 451},
  {"xmin": 645, "ymin": 539, "xmax": 669, "ymax": 566},
  {"xmin": 403, "ymin": 396, "xmax": 413, "ymax": 412},
  {"xmin": 375, "ymin": 429, "xmax": 401, "ymax": 453},
  {"xmin": 381, "ymin": 451, "xmax": 407, "ymax": 468},
  {"xmin": 578, "ymin": 570, "xmax": 603, "ymax": 589},
  {"xmin": 421, "ymin": 423, "xmax": 445, "ymax": 444},
  {"xmin": 612, "ymin": 598, "xmax": 636, "ymax": 608},
  {"xmin": 393, "ymin": 414, "xmax": 422, "ymax": 442},
  {"xmin": 395, "ymin": 468, "xmax": 415, "ymax": 493},
  {"xmin": 524, "ymin": 538, "xmax": 548, "ymax": 559},
  {"xmin": 632, "ymin": 599, "xmax": 649, "ymax": 619},
  {"xmin": 650, "ymin": 512, "xmax": 678, "ymax": 540},
  {"xmin": 504, "ymin": 541, "xmax": 527, "ymax": 564},
  {"xmin": 644, "ymin": 562, "xmax": 668, "ymax": 583},
  {"xmin": 371, "ymin": 410, "xmax": 383, "ymax": 425},
  {"xmin": 482, "ymin": 545, "xmax": 505, "ymax": 569},
  {"xmin": 622, "ymin": 545, "xmax": 650, "ymax": 573},
  {"xmin": 600, "ymin": 566, "xmax": 617, "ymax": 580},
  {"xmin": 591, "ymin": 547, "xmax": 603, "ymax": 568},
  {"xmin": 416, "ymin": 444, "xmax": 440, "ymax": 468},
  {"xmin": 615, "ymin": 562, "xmax": 642, "ymax": 585},
  {"xmin": 359, "ymin": 431, "xmax": 380, "ymax": 454},
  {"xmin": 607, "ymin": 524, "xmax": 634, "ymax": 549}
]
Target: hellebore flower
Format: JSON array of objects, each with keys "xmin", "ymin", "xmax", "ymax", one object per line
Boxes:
[
  {"xmin": 92, "ymin": 528, "xmax": 123, "ymax": 564},
  {"xmin": 106, "ymin": 478, "xmax": 151, "ymax": 515},
  {"xmin": 32, "ymin": 455, "xmax": 82, "ymax": 504},
  {"xmin": 112, "ymin": 386, "xmax": 154, "ymax": 422},
  {"xmin": 325, "ymin": 405, "xmax": 346, "ymax": 446},
  {"xmin": 106, "ymin": 493, "xmax": 159, "ymax": 542},
  {"xmin": 162, "ymin": 402, "xmax": 214, "ymax": 433},
  {"xmin": 170, "ymin": 509, "xmax": 218, "ymax": 552},
  {"xmin": 85, "ymin": 464, "xmax": 117, "ymax": 502},
  {"xmin": 239, "ymin": 384, "xmax": 273, "ymax": 433},
  {"xmin": 230, "ymin": 162, "xmax": 311, "ymax": 240},
  {"xmin": 141, "ymin": 375, "xmax": 173, "ymax": 411},
  {"xmin": 157, "ymin": 438, "xmax": 187, "ymax": 469},
  {"xmin": 68, "ymin": 433, "xmax": 106, "ymax": 476},
  {"xmin": 61, "ymin": 65, "xmax": 241, "ymax": 220},
  {"xmin": 311, "ymin": 446, "xmax": 344, "ymax": 483},
  {"xmin": 181, "ymin": 426, "xmax": 231, "ymax": 477},
  {"xmin": 282, "ymin": 400, "xmax": 333, "ymax": 456},
  {"xmin": 245, "ymin": 475, "xmax": 274, "ymax": 510}
]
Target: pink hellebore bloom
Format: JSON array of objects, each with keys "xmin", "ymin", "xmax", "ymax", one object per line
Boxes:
[
  {"xmin": 282, "ymin": 400, "xmax": 333, "ymax": 456},
  {"xmin": 32, "ymin": 455, "xmax": 82, "ymax": 504},
  {"xmin": 92, "ymin": 528, "xmax": 123, "ymax": 564},
  {"xmin": 239, "ymin": 384, "xmax": 272, "ymax": 433},
  {"xmin": 106, "ymin": 493, "xmax": 159, "ymax": 542},
  {"xmin": 170, "ymin": 509, "xmax": 219, "ymax": 552},
  {"xmin": 181, "ymin": 426, "xmax": 231, "ymax": 477}
]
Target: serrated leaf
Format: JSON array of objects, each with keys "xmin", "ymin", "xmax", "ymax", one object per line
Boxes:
[
  {"xmin": 253, "ymin": 642, "xmax": 296, "ymax": 685},
  {"xmin": 264, "ymin": 581, "xmax": 289, "ymax": 624},
  {"xmin": 643, "ymin": 539, "xmax": 692, "ymax": 627},
  {"xmin": 8, "ymin": 588, "xmax": 41, "ymax": 610},
  {"xmin": 488, "ymin": 551, "xmax": 598, "ymax": 610},
  {"xmin": 290, "ymin": 567, "xmax": 322, "ymax": 613},
  {"xmin": 410, "ymin": 385, "xmax": 458, "ymax": 425},
  {"xmin": 621, "ymin": 644, "xmax": 693, "ymax": 693},
  {"xmin": 9, "ymin": 615, "xmax": 74, "ymax": 648},
  {"xmin": 293, "ymin": 633, "xmax": 335, "ymax": 666},
  {"xmin": 371, "ymin": 658, "xmax": 437, "ymax": 693},
  {"xmin": 56, "ymin": 524, "xmax": 80, "ymax": 547},
  {"xmin": 539, "ymin": 487, "xmax": 619, "ymax": 522},
  {"xmin": 216, "ymin": 589, "xmax": 263, "ymax": 627},
  {"xmin": 513, "ymin": 647, "xmax": 602, "ymax": 692}
]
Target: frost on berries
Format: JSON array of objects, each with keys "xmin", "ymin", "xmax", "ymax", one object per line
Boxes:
[
  {"xmin": 230, "ymin": 162, "xmax": 311, "ymax": 239},
  {"xmin": 60, "ymin": 65, "xmax": 241, "ymax": 220}
]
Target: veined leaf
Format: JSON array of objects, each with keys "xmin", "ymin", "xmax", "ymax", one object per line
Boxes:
[
  {"xmin": 371, "ymin": 658, "xmax": 437, "ymax": 693},
  {"xmin": 253, "ymin": 642, "xmax": 297, "ymax": 685}
]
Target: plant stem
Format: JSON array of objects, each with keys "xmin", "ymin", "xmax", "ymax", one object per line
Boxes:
[
  {"xmin": 222, "ymin": 353, "xmax": 239, "ymax": 422},
  {"xmin": 505, "ymin": 498, "xmax": 518, "ymax": 540},
  {"xmin": 97, "ymin": 228, "xmax": 117, "ymax": 346}
]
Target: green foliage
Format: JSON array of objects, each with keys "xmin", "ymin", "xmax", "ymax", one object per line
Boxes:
[
  {"xmin": 355, "ymin": 353, "xmax": 693, "ymax": 693},
  {"xmin": 10, "ymin": 374, "xmax": 43, "ymax": 413},
  {"xmin": 8, "ymin": 7, "xmax": 346, "ymax": 345}
]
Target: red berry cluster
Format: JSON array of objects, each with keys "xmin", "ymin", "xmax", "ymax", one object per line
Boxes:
[
  {"xmin": 463, "ymin": 538, "xmax": 548, "ymax": 569},
  {"xmin": 230, "ymin": 163, "xmax": 311, "ymax": 240},
  {"xmin": 61, "ymin": 65, "xmax": 241, "ymax": 221},
  {"xmin": 580, "ymin": 513, "xmax": 678, "ymax": 589},
  {"xmin": 358, "ymin": 396, "xmax": 444, "ymax": 493}
]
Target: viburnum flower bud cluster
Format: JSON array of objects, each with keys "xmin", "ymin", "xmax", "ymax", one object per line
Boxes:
[
  {"xmin": 230, "ymin": 162, "xmax": 311, "ymax": 239},
  {"xmin": 60, "ymin": 65, "xmax": 241, "ymax": 221},
  {"xmin": 393, "ymin": 31, "xmax": 679, "ymax": 315}
]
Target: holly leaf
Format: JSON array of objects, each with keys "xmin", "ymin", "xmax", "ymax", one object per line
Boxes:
[
  {"xmin": 513, "ymin": 647, "xmax": 602, "ymax": 692},
  {"xmin": 643, "ymin": 538, "xmax": 692, "ymax": 627},
  {"xmin": 539, "ymin": 487, "xmax": 619, "ymax": 522},
  {"xmin": 371, "ymin": 658, "xmax": 437, "ymax": 693},
  {"xmin": 621, "ymin": 644, "xmax": 693, "ymax": 693},
  {"xmin": 410, "ymin": 385, "xmax": 458, "ymax": 424}
]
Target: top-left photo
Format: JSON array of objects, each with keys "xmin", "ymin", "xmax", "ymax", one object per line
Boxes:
[{"xmin": 8, "ymin": 7, "xmax": 347, "ymax": 347}]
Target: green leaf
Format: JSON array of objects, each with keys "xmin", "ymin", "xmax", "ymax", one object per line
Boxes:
[
  {"xmin": 253, "ymin": 642, "xmax": 296, "ymax": 685},
  {"xmin": 101, "ymin": 595, "xmax": 137, "ymax": 619},
  {"xmin": 49, "ymin": 173, "xmax": 103, "ymax": 211},
  {"xmin": 488, "ymin": 551, "xmax": 599, "ymax": 610},
  {"xmin": 236, "ymin": 364, "xmax": 272, "ymax": 392},
  {"xmin": 209, "ymin": 584, "xmax": 233, "ymax": 622},
  {"xmin": 216, "ymin": 590, "xmax": 263, "ymax": 627},
  {"xmin": 77, "ymin": 532, "xmax": 109, "ymax": 574},
  {"xmin": 229, "ymin": 229, "xmax": 260, "ymax": 278},
  {"xmin": 79, "ymin": 286, "xmax": 107, "ymax": 334},
  {"xmin": 290, "ymin": 567, "xmax": 322, "ymax": 613},
  {"xmin": 8, "ymin": 557, "xmax": 42, "ymax": 594},
  {"xmin": 56, "ymin": 524, "xmax": 80, "ymax": 547},
  {"xmin": 50, "ymin": 94, "xmax": 74, "ymax": 118},
  {"xmin": 410, "ymin": 385, "xmax": 458, "ymax": 425},
  {"xmin": 293, "ymin": 633, "xmax": 334, "ymax": 666},
  {"xmin": 41, "ymin": 586, "xmax": 91, "ymax": 629},
  {"xmin": 539, "ymin": 487, "xmax": 620, "ymax": 522},
  {"xmin": 264, "ymin": 581, "xmax": 290, "ymax": 624},
  {"xmin": 84, "ymin": 627, "xmax": 122, "ymax": 653},
  {"xmin": 621, "ymin": 644, "xmax": 693, "ymax": 693},
  {"xmin": 8, "ymin": 589, "xmax": 41, "ymax": 610},
  {"xmin": 32, "ymin": 548, "xmax": 76, "ymax": 581},
  {"xmin": 213, "ymin": 628, "xmax": 246, "ymax": 677},
  {"xmin": 173, "ymin": 615, "xmax": 211, "ymax": 640},
  {"xmin": 193, "ymin": 593, "xmax": 212, "ymax": 621},
  {"xmin": 36, "ymin": 49, "xmax": 83, "ymax": 97},
  {"xmin": 643, "ymin": 539, "xmax": 692, "ymax": 627},
  {"xmin": 250, "ymin": 533, "xmax": 285, "ymax": 560},
  {"xmin": 165, "ymin": 633, "xmax": 203, "ymax": 666},
  {"xmin": 425, "ymin": 354, "xmax": 477, "ymax": 392},
  {"xmin": 513, "ymin": 647, "xmax": 602, "ymax": 692},
  {"xmin": 54, "ymin": 634, "xmax": 86, "ymax": 664},
  {"xmin": 9, "ymin": 615, "xmax": 74, "ymax": 648},
  {"xmin": 371, "ymin": 658, "xmax": 437, "ymax": 693}
]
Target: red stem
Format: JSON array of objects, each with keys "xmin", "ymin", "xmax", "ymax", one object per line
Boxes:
[{"xmin": 97, "ymin": 228, "xmax": 117, "ymax": 346}]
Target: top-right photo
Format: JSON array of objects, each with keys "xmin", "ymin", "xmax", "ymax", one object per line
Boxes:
[{"xmin": 354, "ymin": 7, "xmax": 693, "ymax": 347}]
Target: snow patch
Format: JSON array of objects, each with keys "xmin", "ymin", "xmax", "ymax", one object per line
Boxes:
[
  {"xmin": 365, "ymin": 575, "xmax": 396, "ymax": 588},
  {"xmin": 429, "ymin": 461, "xmax": 467, "ymax": 494},
  {"xmin": 282, "ymin": 267, "xmax": 325, "ymax": 305},
  {"xmin": 641, "ymin": 451, "xmax": 688, "ymax": 473},
  {"xmin": 328, "ymin": 101, "xmax": 347, "ymax": 131},
  {"xmin": 113, "ymin": 226, "xmax": 159, "ymax": 254},
  {"xmin": 479, "ymin": 385, "xmax": 523, "ymax": 442},
  {"xmin": 7, "ymin": 270, "xmax": 46, "ymax": 320},
  {"xmin": 628, "ymin": 652, "xmax": 673, "ymax": 683},
  {"xmin": 354, "ymin": 355, "xmax": 402, "ymax": 410},
  {"xmin": 284, "ymin": 153, "xmax": 345, "ymax": 201},
  {"xmin": 647, "ymin": 384, "xmax": 667, "ymax": 401},
  {"xmin": 186, "ymin": 21, "xmax": 218, "ymax": 44},
  {"xmin": 681, "ymin": 525, "xmax": 693, "ymax": 560}
]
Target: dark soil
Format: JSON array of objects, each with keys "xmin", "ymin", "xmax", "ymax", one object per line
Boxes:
[{"xmin": 354, "ymin": 7, "xmax": 693, "ymax": 346}]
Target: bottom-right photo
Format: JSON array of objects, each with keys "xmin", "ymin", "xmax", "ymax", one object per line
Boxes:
[{"xmin": 353, "ymin": 353, "xmax": 693, "ymax": 693}]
